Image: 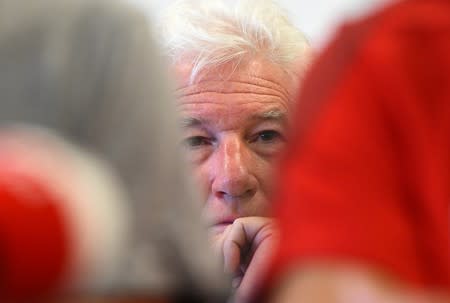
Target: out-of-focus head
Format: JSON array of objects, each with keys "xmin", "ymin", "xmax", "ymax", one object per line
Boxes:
[
  {"xmin": 0, "ymin": 0, "xmax": 229, "ymax": 300},
  {"xmin": 160, "ymin": 0, "xmax": 312, "ymax": 234}
]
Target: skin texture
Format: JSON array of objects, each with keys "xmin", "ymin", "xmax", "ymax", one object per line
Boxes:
[{"xmin": 174, "ymin": 57, "xmax": 296, "ymax": 302}]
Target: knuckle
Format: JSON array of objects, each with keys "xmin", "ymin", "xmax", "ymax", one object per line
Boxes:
[{"xmin": 233, "ymin": 217, "xmax": 246, "ymax": 225}]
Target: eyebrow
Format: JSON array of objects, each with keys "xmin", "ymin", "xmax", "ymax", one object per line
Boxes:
[
  {"xmin": 179, "ymin": 109, "xmax": 287, "ymax": 128},
  {"xmin": 179, "ymin": 117, "xmax": 202, "ymax": 128},
  {"xmin": 259, "ymin": 110, "xmax": 286, "ymax": 121}
]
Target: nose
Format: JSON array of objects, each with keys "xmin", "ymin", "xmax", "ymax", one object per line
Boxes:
[{"xmin": 210, "ymin": 136, "xmax": 257, "ymax": 202}]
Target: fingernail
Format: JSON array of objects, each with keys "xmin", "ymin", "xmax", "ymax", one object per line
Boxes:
[{"xmin": 232, "ymin": 276, "xmax": 242, "ymax": 289}]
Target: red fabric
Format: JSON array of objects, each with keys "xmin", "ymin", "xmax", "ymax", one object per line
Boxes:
[
  {"xmin": 271, "ymin": 0, "xmax": 450, "ymax": 291},
  {"xmin": 0, "ymin": 167, "xmax": 69, "ymax": 301}
]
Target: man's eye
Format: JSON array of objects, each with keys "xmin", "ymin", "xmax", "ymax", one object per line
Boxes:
[
  {"xmin": 255, "ymin": 130, "xmax": 282, "ymax": 143},
  {"xmin": 183, "ymin": 136, "xmax": 211, "ymax": 148}
]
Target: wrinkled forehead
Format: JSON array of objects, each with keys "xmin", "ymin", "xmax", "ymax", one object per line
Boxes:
[{"xmin": 172, "ymin": 57, "xmax": 297, "ymax": 99}]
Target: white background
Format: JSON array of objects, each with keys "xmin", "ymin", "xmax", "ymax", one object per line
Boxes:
[{"xmin": 126, "ymin": 0, "xmax": 394, "ymax": 49}]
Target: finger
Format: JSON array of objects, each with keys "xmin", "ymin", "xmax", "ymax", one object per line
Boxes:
[
  {"xmin": 232, "ymin": 276, "xmax": 243, "ymax": 289},
  {"xmin": 223, "ymin": 221, "xmax": 247, "ymax": 276},
  {"xmin": 235, "ymin": 222, "xmax": 278, "ymax": 303},
  {"xmin": 210, "ymin": 229, "xmax": 226, "ymax": 256},
  {"xmin": 223, "ymin": 217, "xmax": 275, "ymax": 275},
  {"xmin": 209, "ymin": 223, "xmax": 234, "ymax": 270}
]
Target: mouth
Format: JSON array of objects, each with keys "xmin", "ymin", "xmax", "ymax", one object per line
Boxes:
[{"xmin": 209, "ymin": 219, "xmax": 236, "ymax": 235}]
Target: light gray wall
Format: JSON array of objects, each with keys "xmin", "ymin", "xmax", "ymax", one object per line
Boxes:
[
  {"xmin": 277, "ymin": 0, "xmax": 392, "ymax": 47},
  {"xmin": 126, "ymin": 0, "xmax": 393, "ymax": 49}
]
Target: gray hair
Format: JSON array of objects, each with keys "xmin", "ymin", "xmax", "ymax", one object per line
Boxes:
[{"xmin": 159, "ymin": 0, "xmax": 312, "ymax": 84}]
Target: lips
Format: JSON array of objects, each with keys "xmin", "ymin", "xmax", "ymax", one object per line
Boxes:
[{"xmin": 209, "ymin": 218, "xmax": 237, "ymax": 235}]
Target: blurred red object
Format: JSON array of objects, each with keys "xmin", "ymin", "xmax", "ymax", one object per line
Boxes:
[
  {"xmin": 268, "ymin": 0, "xmax": 450, "ymax": 297},
  {"xmin": 0, "ymin": 164, "xmax": 69, "ymax": 301},
  {"xmin": 0, "ymin": 128, "xmax": 130, "ymax": 302}
]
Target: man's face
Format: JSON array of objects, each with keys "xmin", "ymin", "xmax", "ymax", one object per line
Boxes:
[{"xmin": 174, "ymin": 57, "xmax": 295, "ymax": 236}]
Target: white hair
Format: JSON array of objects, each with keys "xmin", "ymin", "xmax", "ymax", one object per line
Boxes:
[{"xmin": 159, "ymin": 0, "xmax": 312, "ymax": 84}]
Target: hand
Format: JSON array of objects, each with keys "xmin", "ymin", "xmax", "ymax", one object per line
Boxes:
[{"xmin": 213, "ymin": 217, "xmax": 279, "ymax": 303}]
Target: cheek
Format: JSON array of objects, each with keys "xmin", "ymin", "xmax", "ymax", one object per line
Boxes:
[
  {"xmin": 253, "ymin": 157, "xmax": 278, "ymax": 194},
  {"xmin": 188, "ymin": 164, "xmax": 211, "ymax": 203}
]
